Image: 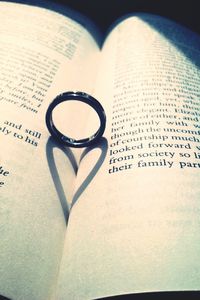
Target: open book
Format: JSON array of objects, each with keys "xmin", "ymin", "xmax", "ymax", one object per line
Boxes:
[{"xmin": 1, "ymin": 1, "xmax": 200, "ymax": 299}]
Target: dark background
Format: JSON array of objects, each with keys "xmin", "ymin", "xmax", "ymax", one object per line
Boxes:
[
  {"xmin": 10, "ymin": 0, "xmax": 200, "ymax": 35},
  {"xmin": 56, "ymin": 0, "xmax": 200, "ymax": 34}
]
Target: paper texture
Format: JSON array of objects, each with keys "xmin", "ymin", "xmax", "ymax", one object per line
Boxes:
[
  {"xmin": 57, "ymin": 14, "xmax": 200, "ymax": 300},
  {"xmin": 0, "ymin": 2, "xmax": 99, "ymax": 300}
]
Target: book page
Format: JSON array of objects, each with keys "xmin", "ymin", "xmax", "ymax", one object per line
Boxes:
[
  {"xmin": 0, "ymin": 2, "xmax": 100, "ymax": 300},
  {"xmin": 56, "ymin": 14, "xmax": 200, "ymax": 299}
]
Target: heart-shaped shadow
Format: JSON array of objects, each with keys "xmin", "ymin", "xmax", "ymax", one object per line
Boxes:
[
  {"xmin": 46, "ymin": 137, "xmax": 108, "ymax": 224},
  {"xmin": 71, "ymin": 137, "xmax": 108, "ymax": 208},
  {"xmin": 46, "ymin": 137, "xmax": 78, "ymax": 223}
]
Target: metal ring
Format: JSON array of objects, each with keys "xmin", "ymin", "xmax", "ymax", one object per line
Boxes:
[{"xmin": 46, "ymin": 91, "xmax": 106, "ymax": 148}]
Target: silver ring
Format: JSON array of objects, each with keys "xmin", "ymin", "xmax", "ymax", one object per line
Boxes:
[{"xmin": 46, "ymin": 91, "xmax": 106, "ymax": 148}]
